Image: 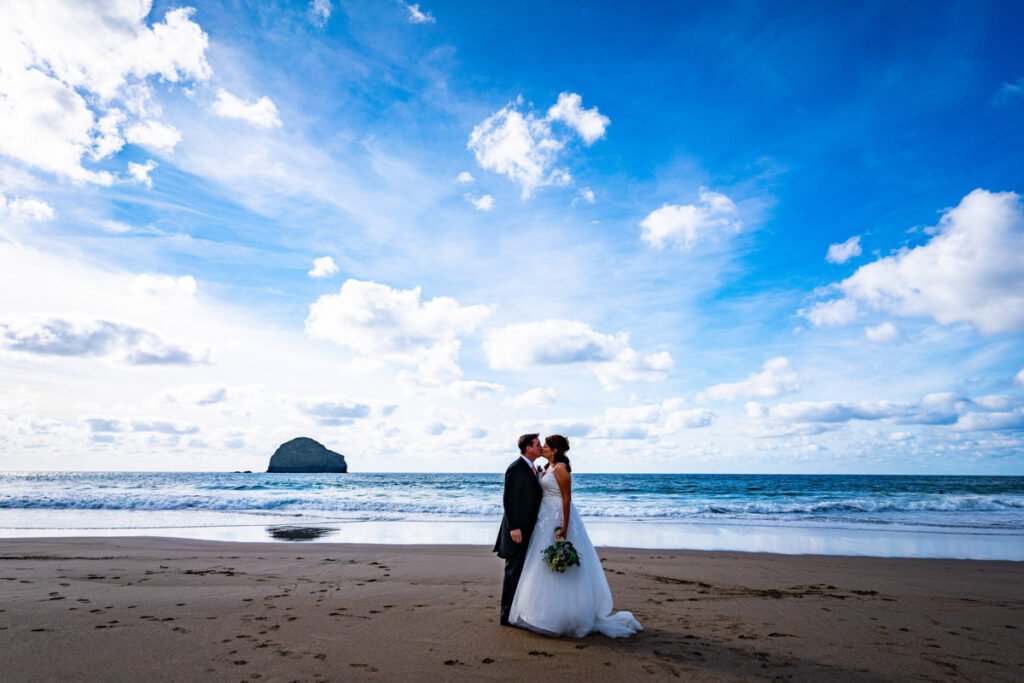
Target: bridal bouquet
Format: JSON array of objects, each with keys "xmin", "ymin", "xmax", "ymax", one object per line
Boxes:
[{"xmin": 541, "ymin": 527, "xmax": 580, "ymax": 573}]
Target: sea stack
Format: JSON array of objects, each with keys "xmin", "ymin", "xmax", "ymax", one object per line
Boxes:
[{"xmin": 266, "ymin": 437, "xmax": 348, "ymax": 473}]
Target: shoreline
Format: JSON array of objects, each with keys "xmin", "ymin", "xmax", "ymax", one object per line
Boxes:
[
  {"xmin": 3, "ymin": 516, "xmax": 1023, "ymax": 560},
  {"xmin": 2, "ymin": 537, "xmax": 1023, "ymax": 681}
]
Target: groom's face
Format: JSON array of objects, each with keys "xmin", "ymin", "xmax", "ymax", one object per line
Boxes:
[{"xmin": 525, "ymin": 438, "xmax": 542, "ymax": 461}]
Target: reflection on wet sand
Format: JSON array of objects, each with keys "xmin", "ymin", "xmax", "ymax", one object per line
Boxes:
[{"xmin": 266, "ymin": 525, "xmax": 338, "ymax": 541}]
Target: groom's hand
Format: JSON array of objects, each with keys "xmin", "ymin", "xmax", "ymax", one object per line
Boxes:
[{"xmin": 510, "ymin": 529, "xmax": 522, "ymax": 543}]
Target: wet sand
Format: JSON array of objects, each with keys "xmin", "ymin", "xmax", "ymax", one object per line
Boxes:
[{"xmin": 1, "ymin": 537, "xmax": 1021, "ymax": 681}]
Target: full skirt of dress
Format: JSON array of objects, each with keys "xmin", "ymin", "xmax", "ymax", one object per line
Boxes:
[{"xmin": 509, "ymin": 475, "xmax": 642, "ymax": 638}]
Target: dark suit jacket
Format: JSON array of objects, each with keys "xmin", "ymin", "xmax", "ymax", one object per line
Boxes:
[{"xmin": 493, "ymin": 457, "xmax": 543, "ymax": 559}]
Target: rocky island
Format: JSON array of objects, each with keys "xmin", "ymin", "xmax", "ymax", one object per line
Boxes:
[{"xmin": 266, "ymin": 437, "xmax": 348, "ymax": 473}]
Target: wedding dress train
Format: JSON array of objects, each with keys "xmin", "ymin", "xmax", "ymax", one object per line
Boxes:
[{"xmin": 508, "ymin": 470, "xmax": 642, "ymax": 638}]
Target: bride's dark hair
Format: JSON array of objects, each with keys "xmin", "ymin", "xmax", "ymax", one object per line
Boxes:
[{"xmin": 545, "ymin": 434, "xmax": 571, "ymax": 473}]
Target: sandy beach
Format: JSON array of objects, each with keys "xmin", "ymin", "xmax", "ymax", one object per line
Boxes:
[{"xmin": 1, "ymin": 537, "xmax": 1021, "ymax": 682}]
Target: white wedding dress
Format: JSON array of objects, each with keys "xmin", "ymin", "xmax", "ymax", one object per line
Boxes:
[{"xmin": 509, "ymin": 468, "xmax": 642, "ymax": 638}]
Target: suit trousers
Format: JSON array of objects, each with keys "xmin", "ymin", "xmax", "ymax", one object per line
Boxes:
[{"xmin": 500, "ymin": 541, "xmax": 529, "ymax": 623}]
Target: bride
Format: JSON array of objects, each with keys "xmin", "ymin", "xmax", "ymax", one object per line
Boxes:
[{"xmin": 508, "ymin": 435, "xmax": 642, "ymax": 638}]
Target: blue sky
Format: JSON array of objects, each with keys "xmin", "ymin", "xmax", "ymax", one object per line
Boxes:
[{"xmin": 0, "ymin": 0, "xmax": 1022, "ymax": 472}]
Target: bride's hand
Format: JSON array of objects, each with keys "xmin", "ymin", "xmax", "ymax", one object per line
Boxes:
[{"xmin": 555, "ymin": 526, "xmax": 567, "ymax": 540}]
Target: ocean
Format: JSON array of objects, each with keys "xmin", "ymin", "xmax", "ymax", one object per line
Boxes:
[{"xmin": 2, "ymin": 472, "xmax": 1022, "ymax": 559}]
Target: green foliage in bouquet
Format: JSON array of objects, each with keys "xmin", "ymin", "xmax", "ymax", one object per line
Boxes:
[{"xmin": 541, "ymin": 527, "xmax": 580, "ymax": 573}]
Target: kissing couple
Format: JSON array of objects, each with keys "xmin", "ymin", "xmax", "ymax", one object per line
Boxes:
[{"xmin": 494, "ymin": 433, "xmax": 642, "ymax": 638}]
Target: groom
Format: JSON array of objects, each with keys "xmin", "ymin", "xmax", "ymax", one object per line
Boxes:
[{"xmin": 494, "ymin": 433, "xmax": 544, "ymax": 626}]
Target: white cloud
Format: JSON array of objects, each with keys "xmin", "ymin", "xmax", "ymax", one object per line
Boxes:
[
  {"xmin": 1016, "ymin": 367, "xmax": 1024, "ymax": 385},
  {"xmin": 593, "ymin": 348, "xmax": 674, "ymax": 389},
  {"xmin": 467, "ymin": 93, "xmax": 607, "ymax": 198},
  {"xmin": 546, "ymin": 92, "xmax": 610, "ymax": 145},
  {"xmin": 0, "ymin": 414, "xmax": 65, "ymax": 438},
  {"xmin": 84, "ymin": 416, "xmax": 200, "ymax": 435},
  {"xmin": 515, "ymin": 418, "xmax": 594, "ymax": 438},
  {"xmin": 801, "ymin": 297, "xmax": 859, "ymax": 327},
  {"xmin": 640, "ymin": 188, "xmax": 742, "ymax": 250},
  {"xmin": 455, "ymin": 171, "xmax": 474, "ymax": 184},
  {"xmin": 127, "ymin": 160, "xmax": 157, "ymax": 187},
  {"xmin": 952, "ymin": 410, "xmax": 1024, "ymax": 431},
  {"xmin": 308, "ymin": 0, "xmax": 332, "ymax": 27},
  {"xmin": 826, "ymin": 235, "xmax": 862, "ymax": 264},
  {"xmin": 405, "ymin": 3, "xmax": 436, "ymax": 24},
  {"xmin": 295, "ymin": 396, "xmax": 373, "ymax": 426},
  {"xmin": 578, "ymin": 187, "xmax": 595, "ymax": 204},
  {"xmin": 973, "ymin": 394, "xmax": 1016, "ymax": 411},
  {"xmin": 604, "ymin": 404, "xmax": 662, "ymax": 424},
  {"xmin": 0, "ymin": 316, "xmax": 208, "ymax": 365},
  {"xmin": 748, "ymin": 391, "xmax": 1024, "ymax": 433},
  {"xmin": 0, "ymin": 3, "xmax": 210, "ymax": 183},
  {"xmin": 0, "ymin": 67, "xmax": 111, "ymax": 185},
  {"xmin": 663, "ymin": 407, "xmax": 715, "ymax": 430},
  {"xmin": 306, "ymin": 279, "xmax": 492, "ymax": 385},
  {"xmin": 211, "ymin": 89, "xmax": 282, "ymax": 129},
  {"xmin": 595, "ymin": 399, "xmax": 715, "ymax": 438},
  {"xmin": 308, "ymin": 256, "xmax": 339, "ymax": 278},
  {"xmin": 699, "ymin": 357, "xmax": 799, "ymax": 402},
  {"xmin": 762, "ymin": 400, "xmax": 913, "ymax": 423},
  {"xmin": 485, "ymin": 320, "xmax": 622, "ymax": 366},
  {"xmin": 467, "ymin": 193, "xmax": 494, "ymax": 211},
  {"xmin": 128, "ymin": 274, "xmax": 197, "ymax": 303},
  {"xmin": 158, "ymin": 383, "xmax": 228, "ymax": 406},
  {"xmin": 865, "ymin": 321, "xmax": 899, "ymax": 342},
  {"xmin": 0, "ymin": 193, "xmax": 54, "ymax": 221},
  {"xmin": 483, "ymin": 319, "xmax": 672, "ymax": 388},
  {"xmin": 124, "ymin": 120, "xmax": 182, "ymax": 153},
  {"xmin": 505, "ymin": 387, "xmax": 556, "ymax": 409},
  {"xmin": 91, "ymin": 110, "xmax": 126, "ymax": 160},
  {"xmin": 468, "ymin": 100, "xmax": 566, "ymax": 199},
  {"xmin": 447, "ymin": 380, "xmax": 505, "ymax": 400},
  {"xmin": 805, "ymin": 190, "xmax": 1024, "ymax": 334}
]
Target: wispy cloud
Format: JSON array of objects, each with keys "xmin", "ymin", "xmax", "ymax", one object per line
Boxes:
[
  {"xmin": 993, "ymin": 78, "xmax": 1024, "ymax": 105},
  {"xmin": 404, "ymin": 3, "xmax": 436, "ymax": 24},
  {"xmin": 308, "ymin": 0, "xmax": 332, "ymax": 27}
]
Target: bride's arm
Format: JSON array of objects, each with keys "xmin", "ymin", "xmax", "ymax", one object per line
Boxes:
[{"xmin": 552, "ymin": 464, "xmax": 571, "ymax": 540}]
